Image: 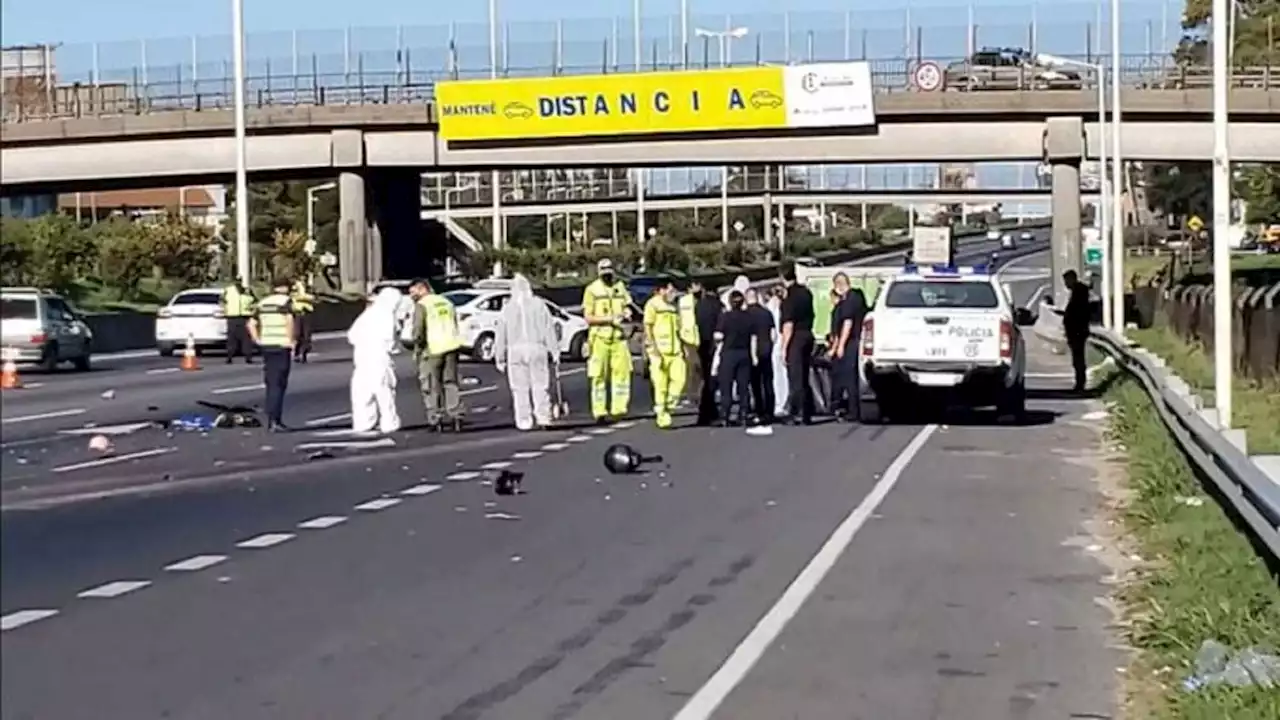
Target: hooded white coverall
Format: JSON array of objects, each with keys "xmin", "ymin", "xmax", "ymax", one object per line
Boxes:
[
  {"xmin": 768, "ymin": 294, "xmax": 790, "ymax": 417},
  {"xmin": 348, "ymin": 287, "xmax": 403, "ymax": 434},
  {"xmin": 494, "ymin": 275, "xmax": 559, "ymax": 430},
  {"xmin": 721, "ymin": 275, "xmax": 751, "ymax": 309}
]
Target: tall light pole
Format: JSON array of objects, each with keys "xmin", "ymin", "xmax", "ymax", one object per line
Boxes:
[
  {"xmin": 635, "ymin": 0, "xmax": 647, "ymax": 246},
  {"xmin": 231, "ymin": 0, "xmax": 250, "ymax": 284},
  {"xmin": 695, "ymin": 26, "xmax": 748, "ymax": 66},
  {"xmin": 680, "ymin": 0, "xmax": 689, "ymax": 68},
  {"xmin": 1109, "ymin": 0, "xmax": 1124, "ymax": 333},
  {"xmin": 1211, "ymin": 0, "xmax": 1233, "ymax": 427},
  {"xmin": 721, "ymin": 166, "xmax": 730, "ymax": 244},
  {"xmin": 489, "ymin": 0, "xmax": 503, "ymax": 276},
  {"xmin": 1038, "ymin": 53, "xmax": 1112, "ymax": 328}
]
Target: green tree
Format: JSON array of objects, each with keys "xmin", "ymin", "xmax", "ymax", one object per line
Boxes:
[
  {"xmin": 149, "ymin": 213, "xmax": 216, "ymax": 286},
  {"xmin": 26, "ymin": 214, "xmax": 97, "ymax": 292},
  {"xmin": 96, "ymin": 221, "xmax": 156, "ymax": 300},
  {"xmin": 0, "ymin": 217, "xmax": 35, "ymax": 286}
]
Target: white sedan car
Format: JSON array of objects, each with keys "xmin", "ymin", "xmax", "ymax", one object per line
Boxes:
[
  {"xmin": 156, "ymin": 288, "xmax": 227, "ymax": 356},
  {"xmin": 443, "ymin": 287, "xmax": 589, "ymax": 363}
]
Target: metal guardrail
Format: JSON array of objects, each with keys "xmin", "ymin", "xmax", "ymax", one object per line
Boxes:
[
  {"xmin": 1089, "ymin": 328, "xmax": 1280, "ymax": 562},
  {"xmin": 2, "ymin": 55, "xmax": 1276, "ymax": 123}
]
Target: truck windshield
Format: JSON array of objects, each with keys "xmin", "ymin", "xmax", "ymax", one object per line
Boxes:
[{"xmin": 884, "ymin": 280, "xmax": 999, "ymax": 309}]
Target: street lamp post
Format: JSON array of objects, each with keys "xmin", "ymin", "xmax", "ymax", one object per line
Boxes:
[
  {"xmin": 721, "ymin": 166, "xmax": 730, "ymax": 244},
  {"xmin": 634, "ymin": 1, "xmax": 646, "ymax": 245},
  {"xmin": 489, "ymin": 0, "xmax": 503, "ymax": 276},
  {"xmin": 1211, "ymin": 0, "xmax": 1233, "ymax": 427},
  {"xmin": 680, "ymin": 0, "xmax": 689, "ymax": 68},
  {"xmin": 1037, "ymin": 53, "xmax": 1113, "ymax": 329},
  {"xmin": 306, "ymin": 182, "xmax": 338, "ymax": 248},
  {"xmin": 694, "ymin": 26, "xmax": 748, "ymax": 67},
  {"xmin": 231, "ymin": 0, "xmax": 249, "ymax": 284},
  {"xmin": 1109, "ymin": 0, "xmax": 1124, "ymax": 334}
]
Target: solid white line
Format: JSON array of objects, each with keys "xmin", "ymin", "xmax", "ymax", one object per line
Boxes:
[
  {"xmin": 295, "ymin": 438, "xmax": 396, "ymax": 451},
  {"xmin": 298, "ymin": 515, "xmax": 348, "ymax": 529},
  {"xmin": 354, "ymin": 497, "xmax": 402, "ymax": 511},
  {"xmin": 146, "ymin": 367, "xmax": 182, "ymax": 375},
  {"xmin": 1, "ymin": 609, "xmax": 59, "ymax": 631},
  {"xmin": 164, "ymin": 554, "xmax": 227, "ymax": 572},
  {"xmin": 235, "ymin": 532, "xmax": 294, "ymax": 549},
  {"xmin": 400, "ymin": 483, "xmax": 443, "ymax": 496},
  {"xmin": 1, "ymin": 407, "xmax": 87, "ymax": 425},
  {"xmin": 59, "ymin": 422, "xmax": 154, "ymax": 437},
  {"xmin": 511, "ymin": 451, "xmax": 543, "ymax": 459},
  {"xmin": 446, "ymin": 471, "xmax": 481, "ymax": 481},
  {"xmin": 672, "ymin": 424, "xmax": 939, "ymax": 720},
  {"xmin": 77, "ymin": 580, "xmax": 152, "ymax": 599},
  {"xmin": 541, "ymin": 442, "xmax": 570, "ymax": 451},
  {"xmin": 481, "ymin": 460, "xmax": 513, "ymax": 469},
  {"xmin": 52, "ymin": 447, "xmax": 177, "ymax": 473},
  {"xmin": 210, "ymin": 383, "xmax": 264, "ymax": 395}
]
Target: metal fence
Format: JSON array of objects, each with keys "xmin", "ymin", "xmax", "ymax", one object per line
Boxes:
[{"xmin": 1146, "ymin": 282, "xmax": 1280, "ymax": 381}]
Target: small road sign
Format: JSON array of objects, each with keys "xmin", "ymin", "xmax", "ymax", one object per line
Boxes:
[
  {"xmin": 1187, "ymin": 215, "xmax": 1204, "ymax": 232},
  {"xmin": 912, "ymin": 61, "xmax": 943, "ymax": 92},
  {"xmin": 1085, "ymin": 248, "xmax": 1103, "ymax": 265}
]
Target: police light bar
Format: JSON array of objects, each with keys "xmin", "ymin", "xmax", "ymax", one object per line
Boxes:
[{"xmin": 902, "ymin": 264, "xmax": 990, "ymax": 276}]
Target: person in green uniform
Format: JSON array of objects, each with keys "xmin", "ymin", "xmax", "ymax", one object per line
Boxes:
[
  {"xmin": 221, "ymin": 279, "xmax": 257, "ymax": 363},
  {"xmin": 290, "ymin": 278, "xmax": 315, "ymax": 363},
  {"xmin": 408, "ymin": 278, "xmax": 465, "ymax": 432},
  {"xmin": 248, "ymin": 279, "xmax": 296, "ymax": 431}
]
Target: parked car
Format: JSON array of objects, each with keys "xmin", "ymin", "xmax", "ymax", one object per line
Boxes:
[
  {"xmin": 945, "ymin": 47, "xmax": 1082, "ymax": 91},
  {"xmin": 0, "ymin": 287, "xmax": 93, "ymax": 371},
  {"xmin": 443, "ymin": 286, "xmax": 591, "ymax": 362},
  {"xmin": 156, "ymin": 288, "xmax": 227, "ymax": 356}
]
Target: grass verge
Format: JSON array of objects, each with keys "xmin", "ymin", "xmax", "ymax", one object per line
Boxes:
[
  {"xmin": 1128, "ymin": 325, "xmax": 1280, "ymax": 454},
  {"xmin": 1105, "ymin": 371, "xmax": 1280, "ymax": 718}
]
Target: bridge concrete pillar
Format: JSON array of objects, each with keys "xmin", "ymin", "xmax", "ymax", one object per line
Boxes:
[
  {"xmin": 338, "ymin": 169, "xmax": 440, "ymax": 293},
  {"xmin": 1043, "ymin": 117, "xmax": 1085, "ymax": 304}
]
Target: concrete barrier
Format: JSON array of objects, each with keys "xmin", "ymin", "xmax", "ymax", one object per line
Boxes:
[{"xmin": 1151, "ymin": 281, "xmax": 1280, "ymax": 381}]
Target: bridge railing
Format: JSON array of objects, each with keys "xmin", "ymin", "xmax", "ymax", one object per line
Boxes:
[{"xmin": 3, "ymin": 54, "xmax": 1276, "ymax": 123}]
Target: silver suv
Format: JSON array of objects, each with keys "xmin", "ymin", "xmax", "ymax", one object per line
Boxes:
[
  {"xmin": 0, "ymin": 288, "xmax": 94, "ymax": 371},
  {"xmin": 945, "ymin": 48, "xmax": 1082, "ymax": 91}
]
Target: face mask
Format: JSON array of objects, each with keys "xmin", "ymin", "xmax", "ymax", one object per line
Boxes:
[{"xmin": 601, "ymin": 272, "xmax": 615, "ymax": 284}]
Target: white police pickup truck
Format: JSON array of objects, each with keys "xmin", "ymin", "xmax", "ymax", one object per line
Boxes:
[{"xmin": 859, "ymin": 264, "xmax": 1035, "ymax": 422}]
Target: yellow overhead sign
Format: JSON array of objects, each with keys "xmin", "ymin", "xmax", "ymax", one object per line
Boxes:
[
  {"xmin": 436, "ymin": 67, "xmax": 784, "ymax": 141},
  {"xmin": 435, "ymin": 62, "xmax": 875, "ymax": 142}
]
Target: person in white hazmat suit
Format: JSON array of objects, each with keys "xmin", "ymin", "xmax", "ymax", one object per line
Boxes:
[
  {"xmin": 766, "ymin": 286, "xmax": 790, "ymax": 418},
  {"xmin": 494, "ymin": 274, "xmax": 559, "ymax": 431},
  {"xmin": 348, "ymin": 287, "xmax": 403, "ymax": 434},
  {"xmin": 721, "ymin": 275, "xmax": 751, "ymax": 309}
]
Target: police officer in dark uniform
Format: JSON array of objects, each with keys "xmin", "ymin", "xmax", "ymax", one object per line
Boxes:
[
  {"xmin": 828, "ymin": 273, "xmax": 868, "ymax": 422},
  {"xmin": 778, "ymin": 262, "xmax": 816, "ymax": 425},
  {"xmin": 714, "ymin": 290, "xmax": 755, "ymax": 427},
  {"xmin": 692, "ymin": 280, "xmax": 723, "ymax": 425},
  {"xmin": 248, "ymin": 279, "xmax": 296, "ymax": 432}
]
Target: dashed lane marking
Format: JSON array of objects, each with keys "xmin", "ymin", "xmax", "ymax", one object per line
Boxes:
[
  {"xmin": 298, "ymin": 516, "xmax": 348, "ymax": 529},
  {"xmin": 59, "ymin": 422, "xmax": 155, "ymax": 437},
  {"xmin": 588, "ymin": 427, "xmax": 616, "ymax": 435},
  {"xmin": 481, "ymin": 461, "xmax": 513, "ymax": 470},
  {"xmin": 447, "ymin": 471, "xmax": 481, "ymax": 481},
  {"xmin": 77, "ymin": 580, "xmax": 152, "ymax": 599},
  {"xmin": 673, "ymin": 424, "xmax": 939, "ymax": 720},
  {"xmin": 1, "ymin": 408, "xmax": 87, "ymax": 425},
  {"xmin": 566, "ymin": 435, "xmax": 591, "ymax": 443},
  {"xmin": 52, "ymin": 447, "xmax": 178, "ymax": 474},
  {"xmin": 511, "ymin": 451, "xmax": 543, "ymax": 459},
  {"xmin": 1, "ymin": 609, "xmax": 59, "ymax": 632},
  {"xmin": 295, "ymin": 438, "xmax": 396, "ymax": 451},
  {"xmin": 614, "ymin": 420, "xmax": 637, "ymax": 429},
  {"xmin": 305, "ymin": 412, "xmax": 352, "ymax": 427},
  {"xmin": 146, "ymin": 367, "xmax": 182, "ymax": 375},
  {"xmin": 210, "ymin": 383, "xmax": 264, "ymax": 395},
  {"xmin": 541, "ymin": 442, "xmax": 570, "ymax": 451},
  {"xmin": 235, "ymin": 532, "xmax": 295, "ymax": 549},
  {"xmin": 354, "ymin": 498, "xmax": 402, "ymax": 511},
  {"xmin": 164, "ymin": 555, "xmax": 228, "ymax": 572},
  {"xmin": 401, "ymin": 484, "xmax": 443, "ymax": 496}
]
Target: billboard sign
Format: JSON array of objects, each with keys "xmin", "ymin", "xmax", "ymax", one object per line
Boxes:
[
  {"xmin": 912, "ymin": 226, "xmax": 954, "ymax": 266},
  {"xmin": 436, "ymin": 62, "xmax": 875, "ymax": 142}
]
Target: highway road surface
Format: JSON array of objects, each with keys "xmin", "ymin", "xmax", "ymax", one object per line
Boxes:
[{"xmin": 2, "ymin": 244, "xmax": 1124, "ymax": 720}]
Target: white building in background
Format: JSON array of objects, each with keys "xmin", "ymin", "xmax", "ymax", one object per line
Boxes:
[{"xmin": 58, "ymin": 186, "xmax": 229, "ymax": 232}]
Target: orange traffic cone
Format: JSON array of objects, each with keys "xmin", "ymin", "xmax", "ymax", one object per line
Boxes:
[
  {"xmin": 0, "ymin": 348, "xmax": 21, "ymax": 390},
  {"xmin": 180, "ymin": 335, "xmax": 201, "ymax": 371}
]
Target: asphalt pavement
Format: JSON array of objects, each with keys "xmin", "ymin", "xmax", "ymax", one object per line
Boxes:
[{"xmin": 2, "ymin": 242, "xmax": 1122, "ymax": 720}]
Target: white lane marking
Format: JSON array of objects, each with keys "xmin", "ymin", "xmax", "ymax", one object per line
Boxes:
[
  {"xmin": 146, "ymin": 367, "xmax": 182, "ymax": 375},
  {"xmin": 298, "ymin": 515, "xmax": 348, "ymax": 529},
  {"xmin": 566, "ymin": 435, "xmax": 591, "ymax": 443},
  {"xmin": 447, "ymin": 471, "xmax": 481, "ymax": 481},
  {"xmin": 614, "ymin": 420, "xmax": 637, "ymax": 429},
  {"xmin": 295, "ymin": 438, "xmax": 396, "ymax": 451},
  {"xmin": 236, "ymin": 532, "xmax": 294, "ymax": 549},
  {"xmin": 354, "ymin": 497, "xmax": 402, "ymax": 511},
  {"xmin": 59, "ymin": 422, "xmax": 154, "ymax": 437},
  {"xmin": 673, "ymin": 424, "xmax": 939, "ymax": 720},
  {"xmin": 1, "ymin": 609, "xmax": 59, "ymax": 631},
  {"xmin": 481, "ymin": 460, "xmax": 513, "ymax": 469},
  {"xmin": 210, "ymin": 383, "xmax": 264, "ymax": 395},
  {"xmin": 164, "ymin": 554, "xmax": 228, "ymax": 572},
  {"xmin": 589, "ymin": 427, "xmax": 616, "ymax": 435},
  {"xmin": 461, "ymin": 385, "xmax": 498, "ymax": 397},
  {"xmin": 306, "ymin": 412, "xmax": 353, "ymax": 427},
  {"xmin": 19, "ymin": 382, "xmax": 45, "ymax": 389},
  {"xmin": 77, "ymin": 580, "xmax": 152, "ymax": 599},
  {"xmin": 401, "ymin": 483, "xmax": 443, "ymax": 496},
  {"xmin": 52, "ymin": 447, "xmax": 177, "ymax": 474},
  {"xmin": 96, "ymin": 331, "xmax": 346, "ymax": 361},
  {"xmin": 1, "ymin": 408, "xmax": 87, "ymax": 425},
  {"xmin": 511, "ymin": 451, "xmax": 543, "ymax": 459},
  {"xmin": 541, "ymin": 442, "xmax": 570, "ymax": 451}
]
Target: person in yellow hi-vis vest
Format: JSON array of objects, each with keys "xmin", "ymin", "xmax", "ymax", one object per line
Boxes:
[
  {"xmin": 582, "ymin": 258, "xmax": 632, "ymax": 424},
  {"xmin": 643, "ymin": 279, "xmax": 687, "ymax": 429},
  {"xmin": 409, "ymin": 278, "xmax": 466, "ymax": 432},
  {"xmin": 676, "ymin": 281, "xmax": 701, "ymax": 407},
  {"xmin": 290, "ymin": 278, "xmax": 315, "ymax": 363},
  {"xmin": 247, "ymin": 279, "xmax": 296, "ymax": 431},
  {"xmin": 221, "ymin": 279, "xmax": 257, "ymax": 363}
]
